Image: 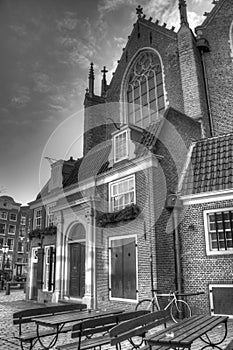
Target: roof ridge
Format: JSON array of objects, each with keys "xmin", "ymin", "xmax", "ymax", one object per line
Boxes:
[{"xmin": 194, "ymin": 131, "xmax": 233, "ymax": 144}]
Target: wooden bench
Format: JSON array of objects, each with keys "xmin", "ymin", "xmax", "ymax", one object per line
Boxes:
[
  {"xmin": 56, "ymin": 310, "xmax": 150, "ymax": 350},
  {"xmin": 110, "ymin": 309, "xmax": 172, "ymax": 350},
  {"xmin": 13, "ymin": 302, "xmax": 87, "ymax": 350}
]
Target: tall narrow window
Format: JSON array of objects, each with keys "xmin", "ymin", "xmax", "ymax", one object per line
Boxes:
[
  {"xmin": 34, "ymin": 208, "xmax": 42, "ymax": 229},
  {"xmin": 46, "ymin": 203, "xmax": 56, "ymax": 227},
  {"xmin": 114, "ymin": 130, "xmax": 128, "ymax": 163},
  {"xmin": 126, "ymin": 50, "xmax": 165, "ymax": 129}
]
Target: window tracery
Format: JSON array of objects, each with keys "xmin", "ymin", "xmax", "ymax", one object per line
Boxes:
[{"xmin": 126, "ymin": 50, "xmax": 165, "ymax": 129}]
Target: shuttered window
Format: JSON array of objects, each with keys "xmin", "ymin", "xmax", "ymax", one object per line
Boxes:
[
  {"xmin": 109, "ymin": 236, "xmax": 137, "ymax": 300},
  {"xmin": 43, "ymin": 246, "xmax": 56, "ymax": 292}
]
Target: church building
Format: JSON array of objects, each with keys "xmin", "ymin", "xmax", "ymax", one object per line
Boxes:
[{"xmin": 27, "ymin": 0, "xmax": 233, "ymax": 317}]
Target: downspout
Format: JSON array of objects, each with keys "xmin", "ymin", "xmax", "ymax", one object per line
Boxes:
[
  {"xmin": 166, "ymin": 194, "xmax": 182, "ymax": 295},
  {"xmin": 173, "ymin": 206, "xmax": 182, "ymax": 295}
]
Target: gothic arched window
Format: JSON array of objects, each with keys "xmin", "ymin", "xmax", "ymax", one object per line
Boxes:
[{"xmin": 126, "ymin": 50, "xmax": 165, "ymax": 129}]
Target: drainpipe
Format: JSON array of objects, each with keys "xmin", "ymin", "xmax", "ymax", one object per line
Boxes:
[
  {"xmin": 166, "ymin": 194, "xmax": 182, "ymax": 294},
  {"xmin": 173, "ymin": 207, "xmax": 182, "ymax": 295}
]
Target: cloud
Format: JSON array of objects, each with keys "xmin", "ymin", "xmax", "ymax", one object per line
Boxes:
[
  {"xmin": 114, "ymin": 36, "xmax": 127, "ymax": 48},
  {"xmin": 11, "ymin": 86, "xmax": 31, "ymax": 108},
  {"xmin": 56, "ymin": 12, "xmax": 79, "ymax": 32},
  {"xmin": 187, "ymin": 11, "xmax": 204, "ymax": 30},
  {"xmin": 32, "ymin": 72, "xmax": 53, "ymax": 93}
]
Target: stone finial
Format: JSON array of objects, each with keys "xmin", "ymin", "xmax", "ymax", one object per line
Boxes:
[
  {"xmin": 101, "ymin": 66, "xmax": 108, "ymax": 97},
  {"xmin": 88, "ymin": 62, "xmax": 95, "ymax": 96},
  {"xmin": 136, "ymin": 5, "xmax": 143, "ymax": 19},
  {"xmin": 178, "ymin": 0, "xmax": 189, "ymax": 27}
]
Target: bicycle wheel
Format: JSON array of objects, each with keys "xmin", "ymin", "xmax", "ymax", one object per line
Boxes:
[
  {"xmin": 170, "ymin": 300, "xmax": 191, "ymax": 323},
  {"xmin": 135, "ymin": 299, "xmax": 158, "ymax": 312}
]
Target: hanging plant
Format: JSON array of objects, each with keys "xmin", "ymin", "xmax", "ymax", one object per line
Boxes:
[
  {"xmin": 97, "ymin": 204, "xmax": 140, "ymax": 227},
  {"xmin": 29, "ymin": 226, "xmax": 57, "ymax": 240}
]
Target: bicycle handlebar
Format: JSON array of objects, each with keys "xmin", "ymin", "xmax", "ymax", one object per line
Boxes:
[{"xmin": 151, "ymin": 289, "xmax": 205, "ymax": 296}]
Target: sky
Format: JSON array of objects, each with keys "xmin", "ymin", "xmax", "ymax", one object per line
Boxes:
[{"xmin": 0, "ymin": 0, "xmax": 214, "ymax": 205}]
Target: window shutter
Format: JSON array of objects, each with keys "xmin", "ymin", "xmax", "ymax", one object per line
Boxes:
[
  {"xmin": 37, "ymin": 248, "xmax": 44, "ymax": 289},
  {"xmin": 48, "ymin": 246, "xmax": 55, "ymax": 291}
]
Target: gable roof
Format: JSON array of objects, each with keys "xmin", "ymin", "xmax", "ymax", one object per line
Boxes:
[
  {"xmin": 182, "ymin": 133, "xmax": 233, "ymax": 195},
  {"xmin": 195, "ymin": 0, "xmax": 227, "ymax": 29}
]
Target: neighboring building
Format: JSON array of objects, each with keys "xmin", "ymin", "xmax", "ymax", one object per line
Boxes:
[
  {"xmin": 27, "ymin": 0, "xmax": 233, "ymax": 318},
  {"xmin": 179, "ymin": 134, "xmax": 233, "ymax": 317},
  {"xmin": 0, "ymin": 196, "xmax": 31, "ymax": 280}
]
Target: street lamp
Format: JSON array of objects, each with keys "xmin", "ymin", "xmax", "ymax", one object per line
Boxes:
[{"xmin": 1, "ymin": 244, "xmax": 9, "ymax": 288}]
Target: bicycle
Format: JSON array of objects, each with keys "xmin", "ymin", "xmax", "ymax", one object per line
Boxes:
[{"xmin": 135, "ymin": 289, "xmax": 204, "ymax": 323}]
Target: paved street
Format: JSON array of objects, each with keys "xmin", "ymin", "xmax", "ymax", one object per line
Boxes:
[{"xmin": 0, "ymin": 289, "xmax": 232, "ymax": 350}]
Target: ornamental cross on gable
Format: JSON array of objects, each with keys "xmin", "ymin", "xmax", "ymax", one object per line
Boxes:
[{"xmin": 136, "ymin": 5, "xmax": 143, "ymax": 19}]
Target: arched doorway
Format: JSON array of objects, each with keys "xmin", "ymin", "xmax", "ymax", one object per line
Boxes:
[{"xmin": 68, "ymin": 223, "xmax": 86, "ymax": 298}]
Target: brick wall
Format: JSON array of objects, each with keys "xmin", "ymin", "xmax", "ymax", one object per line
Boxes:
[
  {"xmin": 179, "ymin": 199, "xmax": 233, "ymax": 315},
  {"xmin": 199, "ymin": 0, "xmax": 233, "ymax": 135},
  {"xmin": 177, "ymin": 25, "xmax": 209, "ymax": 135}
]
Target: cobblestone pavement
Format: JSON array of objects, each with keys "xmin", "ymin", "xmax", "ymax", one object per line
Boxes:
[{"xmin": 0, "ymin": 289, "xmax": 232, "ymax": 350}]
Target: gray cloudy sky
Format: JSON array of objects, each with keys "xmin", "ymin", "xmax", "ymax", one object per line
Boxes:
[{"xmin": 0, "ymin": 0, "xmax": 213, "ymax": 204}]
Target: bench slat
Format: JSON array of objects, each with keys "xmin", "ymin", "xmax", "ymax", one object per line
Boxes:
[{"xmin": 13, "ymin": 303, "xmax": 87, "ymax": 324}]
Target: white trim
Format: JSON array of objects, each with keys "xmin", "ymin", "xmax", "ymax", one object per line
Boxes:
[
  {"xmin": 209, "ymin": 284, "xmax": 233, "ymax": 318},
  {"xmin": 31, "ymin": 154, "xmax": 159, "ymax": 211},
  {"xmin": 113, "ymin": 129, "xmax": 129, "ymax": 163},
  {"xmin": 229, "ymin": 20, "xmax": 233, "ymax": 60},
  {"xmin": 109, "ymin": 234, "xmax": 138, "ymax": 302},
  {"xmin": 43, "ymin": 245, "xmax": 55, "ymax": 292},
  {"xmin": 109, "ymin": 174, "xmax": 136, "ymax": 212},
  {"xmin": 177, "ymin": 143, "xmax": 195, "ymax": 194},
  {"xmin": 203, "ymin": 208, "xmax": 233, "ymax": 256},
  {"xmin": 181, "ymin": 189, "xmax": 233, "ymax": 205}
]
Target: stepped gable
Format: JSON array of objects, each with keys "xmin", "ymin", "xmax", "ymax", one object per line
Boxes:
[{"xmin": 182, "ymin": 133, "xmax": 233, "ymax": 195}]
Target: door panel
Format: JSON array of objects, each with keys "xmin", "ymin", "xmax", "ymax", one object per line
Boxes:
[{"xmin": 69, "ymin": 243, "xmax": 85, "ymax": 298}]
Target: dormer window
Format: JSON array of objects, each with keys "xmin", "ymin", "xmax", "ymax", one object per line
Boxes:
[{"xmin": 114, "ymin": 130, "xmax": 128, "ymax": 163}]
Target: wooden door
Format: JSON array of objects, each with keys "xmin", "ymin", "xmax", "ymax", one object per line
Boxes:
[{"xmin": 69, "ymin": 242, "xmax": 85, "ymax": 298}]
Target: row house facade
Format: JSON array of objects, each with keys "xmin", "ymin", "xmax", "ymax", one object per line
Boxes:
[
  {"xmin": 27, "ymin": 0, "xmax": 233, "ymax": 317},
  {"xmin": 0, "ymin": 196, "xmax": 31, "ymax": 280}
]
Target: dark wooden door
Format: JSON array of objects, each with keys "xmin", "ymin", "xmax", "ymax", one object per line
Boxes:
[{"xmin": 69, "ymin": 242, "xmax": 85, "ymax": 298}]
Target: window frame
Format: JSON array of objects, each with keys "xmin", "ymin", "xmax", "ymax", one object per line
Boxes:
[
  {"xmin": 8, "ymin": 224, "xmax": 16, "ymax": 235},
  {"xmin": 113, "ymin": 129, "xmax": 129, "ymax": 163},
  {"xmin": 7, "ymin": 238, "xmax": 14, "ymax": 251},
  {"xmin": 0, "ymin": 211, "xmax": 8, "ymax": 220},
  {"xmin": 9, "ymin": 212, "xmax": 17, "ymax": 222},
  {"xmin": 34, "ymin": 207, "xmax": 42, "ymax": 229},
  {"xmin": 0, "ymin": 223, "xmax": 6, "ymax": 234},
  {"xmin": 109, "ymin": 175, "xmax": 136, "ymax": 212},
  {"xmin": 204, "ymin": 208, "xmax": 233, "ymax": 256},
  {"xmin": 46, "ymin": 203, "xmax": 56, "ymax": 227},
  {"xmin": 124, "ymin": 50, "xmax": 166, "ymax": 128},
  {"xmin": 109, "ymin": 235, "xmax": 138, "ymax": 302},
  {"xmin": 20, "ymin": 215, "xmax": 26, "ymax": 225}
]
